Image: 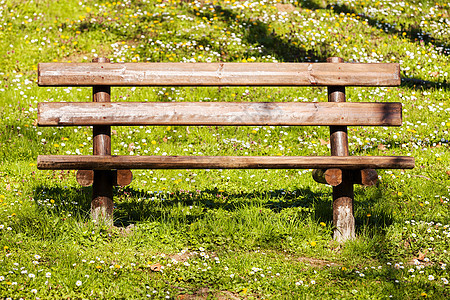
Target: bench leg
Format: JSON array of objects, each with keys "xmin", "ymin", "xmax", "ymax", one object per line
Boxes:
[
  {"xmin": 91, "ymin": 170, "xmax": 114, "ymax": 224},
  {"xmin": 332, "ymin": 170, "xmax": 355, "ymax": 242}
]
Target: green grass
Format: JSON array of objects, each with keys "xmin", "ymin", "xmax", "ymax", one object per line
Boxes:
[{"xmin": 0, "ymin": 0, "xmax": 449, "ymax": 299}]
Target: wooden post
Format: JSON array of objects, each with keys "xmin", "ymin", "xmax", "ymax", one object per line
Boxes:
[
  {"xmin": 91, "ymin": 57, "xmax": 114, "ymax": 225},
  {"xmin": 327, "ymin": 57, "xmax": 355, "ymax": 242}
]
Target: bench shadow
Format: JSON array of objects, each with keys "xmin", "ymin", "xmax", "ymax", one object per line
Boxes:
[
  {"xmin": 32, "ymin": 183, "xmax": 394, "ymax": 234},
  {"xmin": 401, "ymin": 77, "xmax": 449, "ymax": 91},
  {"xmin": 33, "ymin": 185, "xmax": 92, "ymax": 216},
  {"xmin": 113, "ymin": 186, "xmax": 332, "ymax": 226}
]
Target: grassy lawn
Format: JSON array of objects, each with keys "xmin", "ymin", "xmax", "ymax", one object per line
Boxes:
[{"xmin": 0, "ymin": 0, "xmax": 449, "ymax": 298}]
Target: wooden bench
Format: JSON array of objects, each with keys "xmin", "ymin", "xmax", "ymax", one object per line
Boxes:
[{"xmin": 37, "ymin": 57, "xmax": 414, "ymax": 242}]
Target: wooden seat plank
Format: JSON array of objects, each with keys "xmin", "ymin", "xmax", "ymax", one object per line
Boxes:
[
  {"xmin": 38, "ymin": 102, "xmax": 402, "ymax": 126},
  {"xmin": 37, "ymin": 155, "xmax": 415, "ymax": 170},
  {"xmin": 38, "ymin": 62, "xmax": 401, "ymax": 87}
]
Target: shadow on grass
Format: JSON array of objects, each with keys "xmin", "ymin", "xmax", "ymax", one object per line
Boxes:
[
  {"xmin": 113, "ymin": 186, "xmax": 332, "ymax": 226},
  {"xmin": 31, "ymin": 183, "xmax": 393, "ymax": 231},
  {"xmin": 28, "ymin": 178, "xmax": 400, "ymax": 248},
  {"xmin": 325, "ymin": 2, "xmax": 449, "ymax": 91},
  {"xmin": 401, "ymin": 77, "xmax": 449, "ymax": 91},
  {"xmin": 324, "ymin": 264, "xmax": 448, "ymax": 297},
  {"xmin": 296, "ymin": 0, "xmax": 450, "ymax": 57},
  {"xmin": 28, "ymin": 181, "xmax": 403, "ymax": 257},
  {"xmin": 31, "ymin": 184, "xmax": 330, "ymax": 223},
  {"xmin": 190, "ymin": 6, "xmax": 330, "ymax": 62},
  {"xmin": 33, "ymin": 185, "xmax": 92, "ymax": 216},
  {"xmin": 328, "ymin": 3, "xmax": 450, "ymax": 56}
]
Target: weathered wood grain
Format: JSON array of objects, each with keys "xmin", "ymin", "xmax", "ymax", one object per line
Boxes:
[
  {"xmin": 312, "ymin": 168, "xmax": 343, "ymax": 186},
  {"xmin": 38, "ymin": 102, "xmax": 402, "ymax": 126},
  {"xmin": 354, "ymin": 168, "xmax": 378, "ymax": 186},
  {"xmin": 76, "ymin": 170, "xmax": 94, "ymax": 187},
  {"xmin": 38, "ymin": 62, "xmax": 401, "ymax": 87},
  {"xmin": 37, "ymin": 155, "xmax": 415, "ymax": 170}
]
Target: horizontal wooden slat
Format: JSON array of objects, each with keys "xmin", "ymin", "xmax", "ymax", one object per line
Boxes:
[
  {"xmin": 38, "ymin": 102, "xmax": 402, "ymax": 126},
  {"xmin": 38, "ymin": 62, "xmax": 401, "ymax": 87},
  {"xmin": 37, "ymin": 155, "xmax": 415, "ymax": 170}
]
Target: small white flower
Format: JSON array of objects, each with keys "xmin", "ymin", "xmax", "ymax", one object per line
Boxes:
[
  {"xmin": 295, "ymin": 280, "xmax": 303, "ymax": 286},
  {"xmin": 34, "ymin": 255, "xmax": 41, "ymax": 260},
  {"xmin": 76, "ymin": 280, "xmax": 82, "ymax": 286},
  {"xmin": 31, "ymin": 289, "xmax": 37, "ymax": 294},
  {"xmin": 45, "ymin": 272, "xmax": 51, "ymax": 278},
  {"xmin": 441, "ymin": 278, "xmax": 448, "ymax": 284},
  {"xmin": 428, "ymin": 275, "xmax": 435, "ymax": 281},
  {"xmin": 28, "ymin": 273, "xmax": 35, "ymax": 278},
  {"xmin": 311, "ymin": 280, "xmax": 316, "ymax": 284},
  {"xmin": 0, "ymin": 276, "xmax": 4, "ymax": 281}
]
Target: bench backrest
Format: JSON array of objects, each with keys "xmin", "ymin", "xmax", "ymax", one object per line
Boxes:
[
  {"xmin": 37, "ymin": 62, "xmax": 402, "ymax": 128},
  {"xmin": 36, "ymin": 59, "xmax": 413, "ymax": 171}
]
